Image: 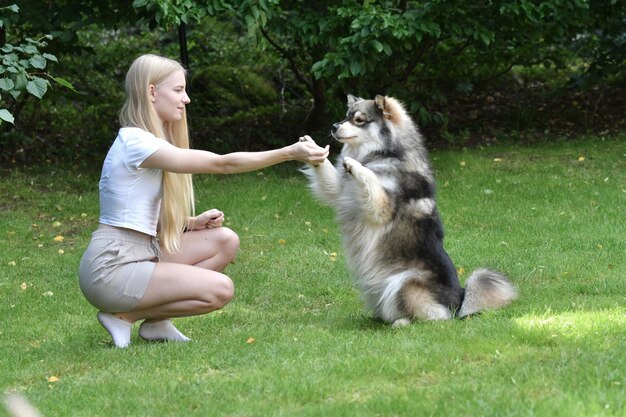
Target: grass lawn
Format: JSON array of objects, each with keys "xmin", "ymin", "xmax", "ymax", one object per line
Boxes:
[{"xmin": 0, "ymin": 135, "xmax": 624, "ymax": 416}]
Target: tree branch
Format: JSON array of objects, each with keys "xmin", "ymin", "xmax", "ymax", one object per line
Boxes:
[{"xmin": 259, "ymin": 26, "xmax": 313, "ymax": 94}]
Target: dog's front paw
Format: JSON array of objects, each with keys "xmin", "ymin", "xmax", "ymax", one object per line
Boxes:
[
  {"xmin": 342, "ymin": 156, "xmax": 360, "ymax": 175},
  {"xmin": 299, "ymin": 135, "xmax": 316, "ymax": 145}
]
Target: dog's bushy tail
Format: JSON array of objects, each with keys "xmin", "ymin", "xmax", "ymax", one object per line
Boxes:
[{"xmin": 458, "ymin": 269, "xmax": 518, "ymax": 318}]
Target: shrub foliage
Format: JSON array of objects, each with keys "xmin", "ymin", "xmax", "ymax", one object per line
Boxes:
[{"xmin": 0, "ymin": 1, "xmax": 624, "ymax": 165}]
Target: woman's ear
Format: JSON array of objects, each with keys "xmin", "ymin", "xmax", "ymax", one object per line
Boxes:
[{"xmin": 148, "ymin": 84, "xmax": 157, "ymax": 102}]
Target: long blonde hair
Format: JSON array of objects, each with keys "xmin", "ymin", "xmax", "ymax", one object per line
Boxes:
[{"xmin": 119, "ymin": 54, "xmax": 194, "ymax": 253}]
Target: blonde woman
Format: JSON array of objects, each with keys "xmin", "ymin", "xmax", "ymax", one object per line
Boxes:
[{"xmin": 79, "ymin": 54, "xmax": 329, "ymax": 348}]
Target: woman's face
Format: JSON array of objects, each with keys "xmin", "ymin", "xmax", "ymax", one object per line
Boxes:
[{"xmin": 149, "ymin": 70, "xmax": 191, "ymax": 123}]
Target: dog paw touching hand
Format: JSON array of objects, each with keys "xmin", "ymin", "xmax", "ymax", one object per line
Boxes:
[{"xmin": 299, "ymin": 135, "xmax": 316, "ymax": 145}]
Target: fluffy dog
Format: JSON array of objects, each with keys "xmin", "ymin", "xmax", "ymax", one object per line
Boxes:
[{"xmin": 300, "ymin": 95, "xmax": 517, "ymax": 327}]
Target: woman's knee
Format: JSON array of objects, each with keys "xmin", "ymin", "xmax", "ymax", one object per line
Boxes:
[
  {"xmin": 206, "ymin": 274, "xmax": 234, "ymax": 310},
  {"xmin": 219, "ymin": 227, "xmax": 240, "ymax": 262}
]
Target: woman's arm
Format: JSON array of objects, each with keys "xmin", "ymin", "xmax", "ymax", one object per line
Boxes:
[{"xmin": 141, "ymin": 140, "xmax": 329, "ymax": 174}]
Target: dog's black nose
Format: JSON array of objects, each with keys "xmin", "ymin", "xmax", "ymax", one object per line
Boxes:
[{"xmin": 331, "ymin": 123, "xmax": 340, "ymax": 134}]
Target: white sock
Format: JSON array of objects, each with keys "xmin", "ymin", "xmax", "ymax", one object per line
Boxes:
[
  {"xmin": 138, "ymin": 319, "xmax": 191, "ymax": 342},
  {"xmin": 97, "ymin": 311, "xmax": 133, "ymax": 348}
]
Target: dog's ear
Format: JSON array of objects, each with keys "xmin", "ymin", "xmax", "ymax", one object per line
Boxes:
[
  {"xmin": 347, "ymin": 94, "xmax": 363, "ymax": 107},
  {"xmin": 375, "ymin": 95, "xmax": 409, "ymax": 125},
  {"xmin": 374, "ymin": 95, "xmax": 387, "ymax": 117}
]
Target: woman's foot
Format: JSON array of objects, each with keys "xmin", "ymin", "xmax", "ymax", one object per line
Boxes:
[
  {"xmin": 138, "ymin": 319, "xmax": 191, "ymax": 342},
  {"xmin": 97, "ymin": 312, "xmax": 133, "ymax": 348}
]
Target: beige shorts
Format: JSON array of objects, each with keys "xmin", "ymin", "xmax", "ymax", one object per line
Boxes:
[{"xmin": 79, "ymin": 228, "xmax": 161, "ymax": 312}]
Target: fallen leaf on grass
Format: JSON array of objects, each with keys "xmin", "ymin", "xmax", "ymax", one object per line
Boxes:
[
  {"xmin": 8, "ymin": 261, "xmax": 16, "ymax": 266},
  {"xmin": 53, "ymin": 235, "xmax": 64, "ymax": 242},
  {"xmin": 47, "ymin": 376, "xmax": 59, "ymax": 383},
  {"xmin": 324, "ymin": 250, "xmax": 338, "ymax": 261},
  {"xmin": 20, "ymin": 283, "xmax": 28, "ymax": 290},
  {"xmin": 246, "ymin": 337, "xmax": 255, "ymax": 344},
  {"xmin": 278, "ymin": 239, "xmax": 286, "ymax": 245}
]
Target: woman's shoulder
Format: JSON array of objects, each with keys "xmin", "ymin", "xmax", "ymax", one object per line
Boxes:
[
  {"xmin": 115, "ymin": 127, "xmax": 171, "ymax": 159},
  {"xmin": 118, "ymin": 126, "xmax": 154, "ymax": 140}
]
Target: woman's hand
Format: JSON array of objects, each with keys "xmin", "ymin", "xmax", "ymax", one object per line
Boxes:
[
  {"xmin": 189, "ymin": 209, "xmax": 224, "ymax": 230},
  {"xmin": 289, "ymin": 136, "xmax": 329, "ymax": 165}
]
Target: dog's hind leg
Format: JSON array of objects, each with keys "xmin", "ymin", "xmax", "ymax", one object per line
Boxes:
[
  {"xmin": 376, "ymin": 272, "xmax": 418, "ymax": 326},
  {"xmin": 342, "ymin": 156, "xmax": 392, "ymax": 224},
  {"xmin": 400, "ymin": 280, "xmax": 452, "ymax": 322}
]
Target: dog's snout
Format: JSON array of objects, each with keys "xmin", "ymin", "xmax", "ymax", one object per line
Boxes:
[{"xmin": 331, "ymin": 123, "xmax": 340, "ymax": 134}]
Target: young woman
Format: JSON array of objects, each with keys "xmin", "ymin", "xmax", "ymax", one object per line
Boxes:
[{"xmin": 79, "ymin": 54, "xmax": 329, "ymax": 348}]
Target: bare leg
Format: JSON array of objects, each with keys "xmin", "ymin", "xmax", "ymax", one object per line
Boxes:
[
  {"xmin": 104, "ymin": 227, "xmax": 239, "ymax": 345},
  {"xmin": 160, "ymin": 226, "xmax": 240, "ymax": 272}
]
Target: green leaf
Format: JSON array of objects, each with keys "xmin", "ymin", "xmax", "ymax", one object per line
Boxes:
[
  {"xmin": 14, "ymin": 74, "xmax": 27, "ymax": 89},
  {"xmin": 350, "ymin": 61, "xmax": 362, "ymax": 76},
  {"xmin": 51, "ymin": 76, "xmax": 76, "ymax": 92},
  {"xmin": 26, "ymin": 77, "xmax": 48, "ymax": 99},
  {"xmin": 3, "ymin": 53, "xmax": 18, "ymax": 64},
  {"xmin": 42, "ymin": 53, "xmax": 58, "ymax": 63},
  {"xmin": 480, "ymin": 32, "xmax": 492, "ymax": 45},
  {"xmin": 29, "ymin": 55, "xmax": 47, "ymax": 69},
  {"xmin": 371, "ymin": 40, "xmax": 384, "ymax": 53},
  {"xmin": 22, "ymin": 45, "xmax": 38, "ymax": 54},
  {"xmin": 0, "ymin": 108, "xmax": 14, "ymax": 124},
  {"xmin": 0, "ymin": 78, "xmax": 15, "ymax": 91}
]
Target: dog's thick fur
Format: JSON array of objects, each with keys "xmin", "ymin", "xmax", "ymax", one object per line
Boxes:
[{"xmin": 300, "ymin": 95, "xmax": 517, "ymax": 326}]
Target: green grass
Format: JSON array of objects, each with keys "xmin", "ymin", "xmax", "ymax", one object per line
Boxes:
[{"xmin": 0, "ymin": 136, "xmax": 624, "ymax": 416}]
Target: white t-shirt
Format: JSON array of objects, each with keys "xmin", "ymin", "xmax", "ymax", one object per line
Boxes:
[{"xmin": 99, "ymin": 127, "xmax": 170, "ymax": 236}]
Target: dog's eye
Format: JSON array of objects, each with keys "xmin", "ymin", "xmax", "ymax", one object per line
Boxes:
[{"xmin": 353, "ymin": 116, "xmax": 368, "ymax": 125}]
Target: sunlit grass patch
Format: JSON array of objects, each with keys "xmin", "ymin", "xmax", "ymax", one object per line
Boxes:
[{"xmin": 514, "ymin": 308, "xmax": 626, "ymax": 344}]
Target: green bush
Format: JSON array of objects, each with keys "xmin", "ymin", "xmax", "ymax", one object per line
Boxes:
[
  {"xmin": 188, "ymin": 64, "xmax": 311, "ymax": 152},
  {"xmin": 0, "ymin": 16, "xmax": 312, "ymax": 165}
]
